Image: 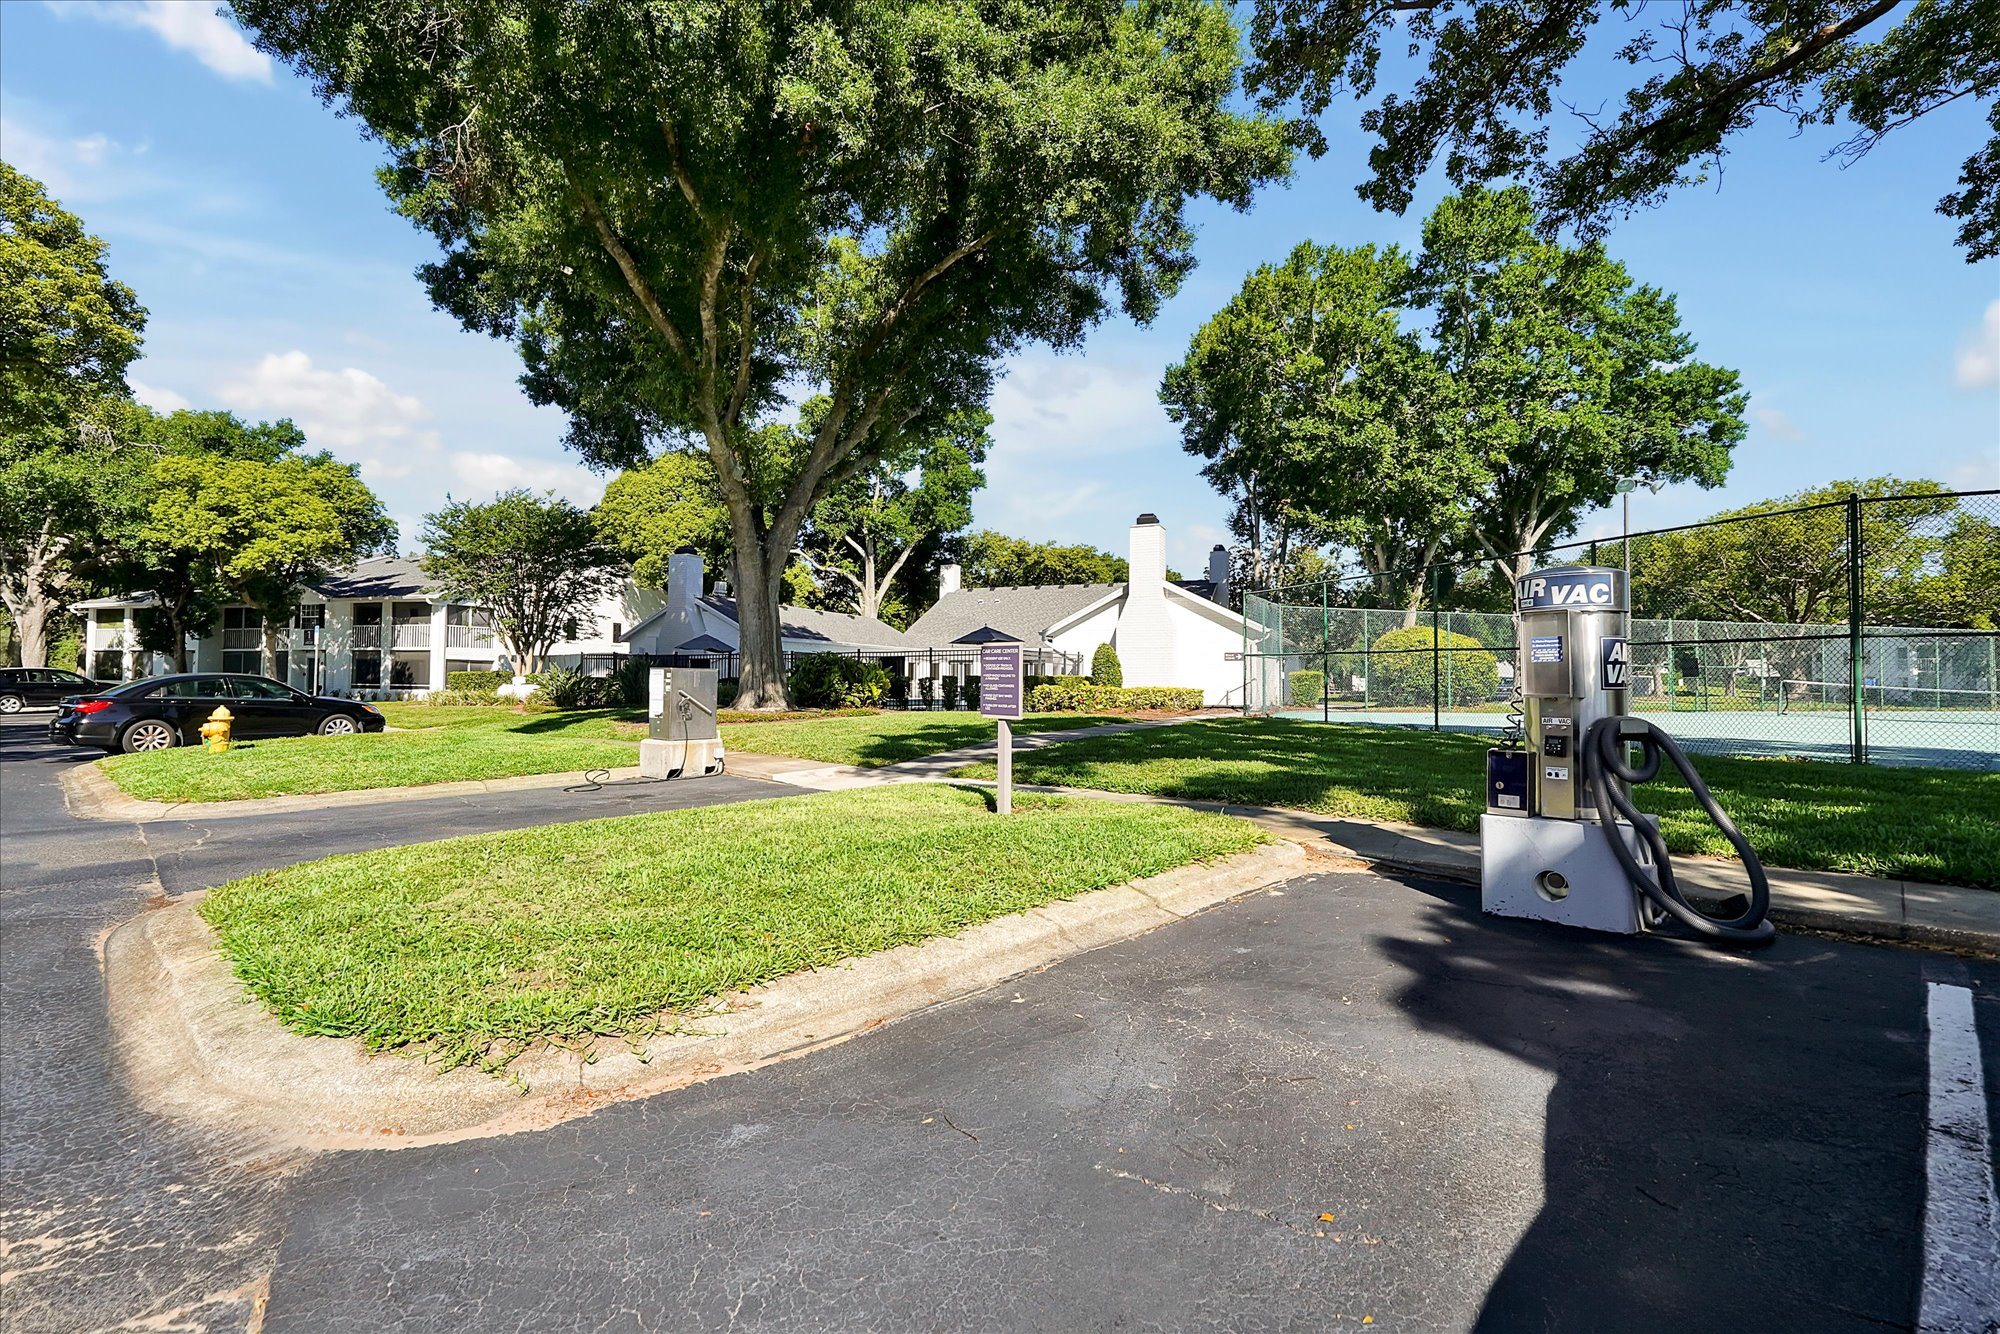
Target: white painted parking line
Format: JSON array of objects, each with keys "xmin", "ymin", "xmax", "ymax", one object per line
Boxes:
[{"xmin": 1920, "ymin": 982, "xmax": 1999, "ymax": 1333}]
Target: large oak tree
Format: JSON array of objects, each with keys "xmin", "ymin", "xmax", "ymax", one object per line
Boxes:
[{"xmin": 236, "ymin": 0, "xmax": 1290, "ymax": 706}]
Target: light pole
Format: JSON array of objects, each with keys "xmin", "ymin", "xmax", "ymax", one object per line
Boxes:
[{"xmin": 1614, "ymin": 477, "xmax": 1664, "ymax": 639}]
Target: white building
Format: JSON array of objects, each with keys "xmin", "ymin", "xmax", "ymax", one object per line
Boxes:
[
  {"xmin": 71, "ymin": 557, "xmax": 664, "ymax": 697},
  {"xmin": 903, "ymin": 513, "xmax": 1250, "ymax": 706},
  {"xmin": 619, "ymin": 549, "xmax": 913, "ymax": 663}
]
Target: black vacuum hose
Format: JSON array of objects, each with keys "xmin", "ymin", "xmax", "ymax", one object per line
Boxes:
[{"xmin": 1582, "ymin": 716, "xmax": 1776, "ymax": 948}]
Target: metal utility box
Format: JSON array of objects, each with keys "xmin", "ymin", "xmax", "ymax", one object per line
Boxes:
[{"xmin": 641, "ymin": 667, "xmax": 724, "ymax": 779}]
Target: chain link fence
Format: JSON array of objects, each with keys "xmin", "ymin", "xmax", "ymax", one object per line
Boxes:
[{"xmin": 1242, "ymin": 489, "xmax": 2000, "ymax": 770}]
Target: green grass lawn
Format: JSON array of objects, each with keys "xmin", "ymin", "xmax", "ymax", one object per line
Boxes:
[
  {"xmin": 956, "ymin": 717, "xmax": 2000, "ymax": 888},
  {"xmin": 718, "ymin": 710, "xmax": 1134, "ymax": 767},
  {"xmin": 198, "ymin": 785, "xmax": 1265, "ymax": 1071},
  {"xmin": 101, "ymin": 707, "xmax": 641, "ymax": 802}
]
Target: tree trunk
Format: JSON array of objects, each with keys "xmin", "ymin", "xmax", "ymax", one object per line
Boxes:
[
  {"xmin": 261, "ymin": 620, "xmax": 283, "ymax": 679},
  {"xmin": 14, "ymin": 596, "xmax": 50, "ymax": 669},
  {"xmin": 730, "ymin": 539, "xmax": 790, "ymax": 709}
]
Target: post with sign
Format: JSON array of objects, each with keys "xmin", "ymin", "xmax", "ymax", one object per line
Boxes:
[{"xmin": 980, "ymin": 640, "xmax": 1025, "ymax": 815}]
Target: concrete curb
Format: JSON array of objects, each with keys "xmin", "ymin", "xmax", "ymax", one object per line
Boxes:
[
  {"xmin": 756, "ymin": 762, "xmax": 2000, "ymax": 957},
  {"xmin": 61, "ymin": 760, "xmax": 646, "ymax": 823},
  {"xmin": 104, "ymin": 841, "xmax": 1314, "ymax": 1153}
]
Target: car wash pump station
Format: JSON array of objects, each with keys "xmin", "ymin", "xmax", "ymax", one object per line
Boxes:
[{"xmin": 1481, "ymin": 566, "xmax": 1775, "ymax": 947}]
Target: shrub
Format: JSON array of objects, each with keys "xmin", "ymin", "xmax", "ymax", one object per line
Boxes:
[
  {"xmin": 1365, "ymin": 626, "xmax": 1499, "ymax": 708},
  {"xmin": 1025, "ymin": 682, "xmax": 1203, "ymax": 713},
  {"xmin": 530, "ymin": 666, "xmax": 616, "ymax": 709},
  {"xmin": 918, "ymin": 677, "xmax": 936, "ymax": 707},
  {"xmin": 941, "ymin": 675, "xmax": 962, "ymax": 709},
  {"xmin": 717, "ymin": 679, "xmax": 739, "ymax": 708},
  {"xmin": 614, "ymin": 658, "xmax": 652, "ymax": 710},
  {"xmin": 445, "ymin": 669, "xmax": 509, "ymax": 694},
  {"xmin": 1090, "ymin": 643, "xmax": 1123, "ymax": 687},
  {"xmin": 418, "ymin": 687, "xmax": 511, "ymax": 707},
  {"xmin": 964, "ymin": 676, "xmax": 981, "ymax": 710},
  {"xmin": 888, "ymin": 673, "xmax": 909, "ymax": 706},
  {"xmin": 789, "ymin": 653, "xmax": 890, "ymax": 709},
  {"xmin": 1288, "ymin": 669, "xmax": 1324, "ymax": 708}
]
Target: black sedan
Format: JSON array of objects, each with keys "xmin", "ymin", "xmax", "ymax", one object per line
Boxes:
[
  {"xmin": 0, "ymin": 667, "xmax": 102, "ymax": 713},
  {"xmin": 48, "ymin": 674, "xmax": 387, "ymax": 753}
]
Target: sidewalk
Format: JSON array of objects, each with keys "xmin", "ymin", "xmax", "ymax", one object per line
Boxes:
[{"xmin": 737, "ymin": 747, "xmax": 2000, "ymax": 955}]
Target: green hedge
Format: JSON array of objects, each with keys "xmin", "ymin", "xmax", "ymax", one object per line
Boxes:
[
  {"xmin": 1090, "ymin": 643, "xmax": 1123, "ymax": 687},
  {"xmin": 445, "ymin": 669, "xmax": 509, "ymax": 693},
  {"xmin": 418, "ymin": 687, "xmax": 513, "ymax": 707},
  {"xmin": 1367, "ymin": 626, "xmax": 1499, "ymax": 707},
  {"xmin": 1027, "ymin": 681, "xmax": 1204, "ymax": 713},
  {"xmin": 790, "ymin": 653, "xmax": 890, "ymax": 708},
  {"xmin": 1288, "ymin": 669, "xmax": 1324, "ymax": 708}
]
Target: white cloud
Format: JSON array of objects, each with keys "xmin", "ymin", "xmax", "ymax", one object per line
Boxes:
[
  {"xmin": 1750, "ymin": 407, "xmax": 1805, "ymax": 442},
  {"xmin": 986, "ymin": 353, "xmax": 1171, "ymax": 460},
  {"xmin": 1955, "ymin": 300, "xmax": 2000, "ymax": 390},
  {"xmin": 50, "ymin": 2, "xmax": 274, "ymax": 84},
  {"xmin": 217, "ymin": 350, "xmax": 440, "ymax": 479},
  {"xmin": 129, "ymin": 378, "xmax": 191, "ymax": 413},
  {"xmin": 448, "ymin": 452, "xmax": 605, "ymax": 507}
]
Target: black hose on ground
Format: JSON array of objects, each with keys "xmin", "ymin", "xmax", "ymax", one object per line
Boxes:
[{"xmin": 1583, "ymin": 716, "xmax": 1776, "ymax": 948}]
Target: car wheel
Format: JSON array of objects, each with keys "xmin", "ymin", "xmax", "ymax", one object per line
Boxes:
[
  {"xmin": 0, "ymin": 694, "xmax": 22, "ymax": 714},
  {"xmin": 317, "ymin": 714, "xmax": 359, "ymax": 737},
  {"xmin": 120, "ymin": 720, "xmax": 179, "ymax": 753}
]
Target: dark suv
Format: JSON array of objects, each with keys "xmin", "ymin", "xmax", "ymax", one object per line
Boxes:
[
  {"xmin": 48, "ymin": 674, "xmax": 386, "ymax": 753},
  {"xmin": 0, "ymin": 667, "xmax": 101, "ymax": 714}
]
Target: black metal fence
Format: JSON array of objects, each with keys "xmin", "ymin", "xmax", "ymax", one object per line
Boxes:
[
  {"xmin": 1242, "ymin": 489, "xmax": 2000, "ymax": 771},
  {"xmin": 609, "ymin": 645, "xmax": 1086, "ymax": 709}
]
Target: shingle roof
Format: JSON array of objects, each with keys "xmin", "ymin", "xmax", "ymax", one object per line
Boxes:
[
  {"xmin": 903, "ymin": 584, "xmax": 1124, "ymax": 648},
  {"xmin": 701, "ymin": 596, "xmax": 912, "ymax": 650},
  {"xmin": 313, "ymin": 556, "xmax": 441, "ymax": 601}
]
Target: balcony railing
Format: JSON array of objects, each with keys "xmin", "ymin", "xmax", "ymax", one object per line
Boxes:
[
  {"xmin": 446, "ymin": 624, "xmax": 496, "ymax": 649},
  {"xmin": 220, "ymin": 628, "xmax": 261, "ymax": 651},
  {"xmin": 389, "ymin": 622, "xmax": 431, "ymax": 649},
  {"xmin": 351, "ymin": 624, "xmax": 383, "ymax": 649}
]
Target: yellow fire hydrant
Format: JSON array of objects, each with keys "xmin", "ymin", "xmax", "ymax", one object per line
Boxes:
[{"xmin": 200, "ymin": 705, "xmax": 233, "ymax": 752}]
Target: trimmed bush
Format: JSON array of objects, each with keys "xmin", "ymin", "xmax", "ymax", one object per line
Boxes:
[
  {"xmin": 717, "ymin": 679, "xmax": 739, "ymax": 709},
  {"xmin": 614, "ymin": 658, "xmax": 652, "ymax": 710},
  {"xmin": 1026, "ymin": 682, "xmax": 1203, "ymax": 713},
  {"xmin": 789, "ymin": 653, "xmax": 890, "ymax": 709},
  {"xmin": 418, "ymin": 687, "xmax": 512, "ymax": 707},
  {"xmin": 446, "ymin": 669, "xmax": 510, "ymax": 693},
  {"xmin": 917, "ymin": 677, "xmax": 936, "ymax": 707},
  {"xmin": 964, "ymin": 676, "xmax": 981, "ymax": 710},
  {"xmin": 941, "ymin": 675, "xmax": 962, "ymax": 709},
  {"xmin": 1090, "ymin": 643, "xmax": 1123, "ymax": 687},
  {"xmin": 530, "ymin": 666, "xmax": 616, "ymax": 709},
  {"xmin": 1288, "ymin": 669, "xmax": 1324, "ymax": 708},
  {"xmin": 1365, "ymin": 626, "xmax": 1499, "ymax": 708}
]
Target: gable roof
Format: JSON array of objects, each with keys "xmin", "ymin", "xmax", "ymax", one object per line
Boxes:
[
  {"xmin": 313, "ymin": 556, "xmax": 442, "ymax": 601},
  {"xmin": 904, "ymin": 583, "xmax": 1123, "ymax": 647},
  {"xmin": 701, "ymin": 596, "xmax": 913, "ymax": 650}
]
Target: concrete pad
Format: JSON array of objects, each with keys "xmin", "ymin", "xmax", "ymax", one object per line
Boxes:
[{"xmin": 104, "ymin": 841, "xmax": 1312, "ymax": 1153}]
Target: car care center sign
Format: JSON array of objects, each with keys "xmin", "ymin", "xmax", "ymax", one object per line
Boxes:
[{"xmin": 980, "ymin": 643, "xmax": 1023, "ymax": 720}]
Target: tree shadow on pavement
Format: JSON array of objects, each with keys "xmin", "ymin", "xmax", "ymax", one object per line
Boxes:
[{"xmin": 1378, "ymin": 878, "xmax": 1927, "ymax": 1332}]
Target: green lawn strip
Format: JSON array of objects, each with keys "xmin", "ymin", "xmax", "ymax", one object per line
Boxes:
[
  {"xmin": 197, "ymin": 785, "xmax": 1266, "ymax": 1071},
  {"xmin": 954, "ymin": 717, "xmax": 2000, "ymax": 888},
  {"xmin": 717, "ymin": 711, "xmax": 1137, "ymax": 768},
  {"xmin": 100, "ymin": 708, "xmax": 640, "ymax": 802}
]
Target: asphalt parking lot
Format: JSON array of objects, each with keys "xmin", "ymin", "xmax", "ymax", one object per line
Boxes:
[{"xmin": 3, "ymin": 714, "xmax": 1995, "ymax": 1331}]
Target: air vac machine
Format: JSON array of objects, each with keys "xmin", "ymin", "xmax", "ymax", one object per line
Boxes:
[{"xmin": 1480, "ymin": 566, "xmax": 1775, "ymax": 947}]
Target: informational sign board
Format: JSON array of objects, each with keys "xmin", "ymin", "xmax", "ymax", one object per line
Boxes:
[
  {"xmin": 1600, "ymin": 636, "xmax": 1630, "ymax": 690},
  {"xmin": 980, "ymin": 644, "xmax": 1024, "ymax": 720},
  {"xmin": 1224, "ymin": 651, "xmax": 1243, "ymax": 662},
  {"xmin": 1529, "ymin": 636, "xmax": 1565, "ymax": 664}
]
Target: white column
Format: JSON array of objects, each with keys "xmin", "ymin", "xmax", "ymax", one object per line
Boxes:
[
  {"xmin": 324, "ymin": 600, "xmax": 354, "ymax": 695},
  {"xmin": 122, "ymin": 610, "xmax": 137, "ymax": 680},
  {"xmin": 429, "ymin": 602, "xmax": 449, "ymax": 692}
]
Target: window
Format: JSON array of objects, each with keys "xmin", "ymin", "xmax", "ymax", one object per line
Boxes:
[
  {"xmin": 352, "ymin": 655, "xmax": 382, "ymax": 688},
  {"xmin": 353, "ymin": 603, "xmax": 383, "ymax": 625},
  {"xmin": 94, "ymin": 609, "xmax": 122, "ymax": 626},
  {"xmin": 221, "ymin": 652, "xmax": 261, "ymax": 675},
  {"xmin": 612, "ymin": 622, "xmax": 622, "ymax": 641},
  {"xmin": 91, "ymin": 651, "xmax": 124, "ymax": 681},
  {"xmin": 229, "ymin": 677, "xmax": 296, "ymax": 700},
  {"xmin": 563, "ymin": 617, "xmax": 580, "ymax": 640},
  {"xmin": 151, "ymin": 677, "xmax": 231, "ymax": 699}
]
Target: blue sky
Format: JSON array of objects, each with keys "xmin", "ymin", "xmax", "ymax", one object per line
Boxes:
[{"xmin": 4, "ymin": 1, "xmax": 1996, "ymax": 572}]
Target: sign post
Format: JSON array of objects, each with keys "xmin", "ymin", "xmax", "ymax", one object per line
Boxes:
[{"xmin": 979, "ymin": 641, "xmax": 1025, "ymax": 815}]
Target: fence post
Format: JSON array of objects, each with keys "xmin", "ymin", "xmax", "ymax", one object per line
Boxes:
[
  {"xmin": 1847, "ymin": 493, "xmax": 1865, "ymax": 764},
  {"xmin": 1321, "ymin": 580, "xmax": 1330, "ymax": 723},
  {"xmin": 1430, "ymin": 568, "xmax": 1441, "ymax": 732}
]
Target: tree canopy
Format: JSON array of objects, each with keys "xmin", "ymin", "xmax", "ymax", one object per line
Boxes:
[
  {"xmin": 0, "ymin": 165, "xmax": 148, "ymax": 666},
  {"xmin": 595, "ymin": 451, "xmax": 732, "ymax": 589},
  {"xmin": 234, "ymin": 0, "xmax": 1291, "ymax": 705},
  {"xmin": 962, "ymin": 530, "xmax": 1132, "ymax": 587},
  {"xmin": 1246, "ymin": 0, "xmax": 2000, "ymax": 260},
  {"xmin": 422, "ymin": 490, "xmax": 625, "ymax": 674}
]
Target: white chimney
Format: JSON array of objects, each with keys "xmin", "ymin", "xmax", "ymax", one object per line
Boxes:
[
  {"xmin": 1207, "ymin": 544, "xmax": 1231, "ymax": 604},
  {"xmin": 939, "ymin": 563, "xmax": 962, "ymax": 598},
  {"xmin": 666, "ymin": 547, "xmax": 704, "ymax": 612},
  {"xmin": 1119, "ymin": 512, "xmax": 1174, "ymax": 687}
]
